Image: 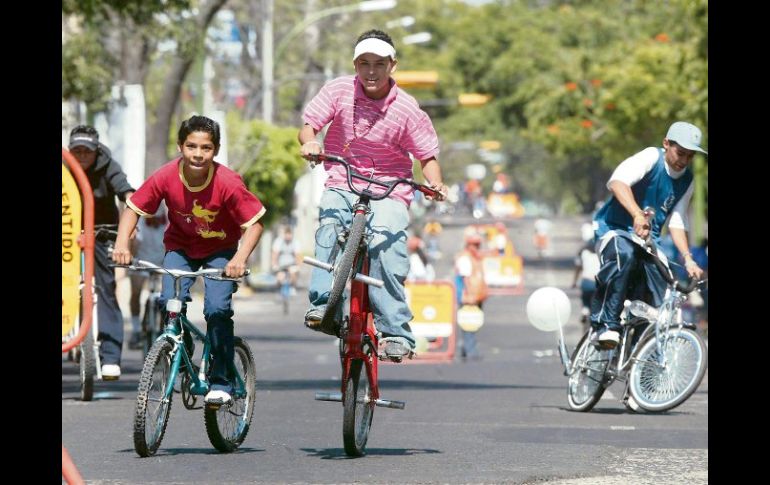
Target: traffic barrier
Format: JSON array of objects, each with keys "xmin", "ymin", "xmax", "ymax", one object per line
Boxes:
[
  {"xmin": 482, "ymin": 254, "xmax": 525, "ymax": 295},
  {"xmin": 404, "ymin": 280, "xmax": 457, "ymax": 362}
]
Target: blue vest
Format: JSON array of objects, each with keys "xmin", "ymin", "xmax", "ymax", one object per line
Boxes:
[{"xmin": 594, "ymin": 149, "xmax": 693, "ymax": 241}]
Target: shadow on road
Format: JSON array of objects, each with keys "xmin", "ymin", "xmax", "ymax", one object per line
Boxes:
[
  {"xmin": 260, "ymin": 379, "xmax": 561, "ymax": 391},
  {"xmin": 301, "ymin": 447, "xmax": 442, "ymax": 460},
  {"xmin": 116, "ymin": 447, "xmax": 264, "ymax": 456}
]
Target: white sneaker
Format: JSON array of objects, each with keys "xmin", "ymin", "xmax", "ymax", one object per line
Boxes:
[
  {"xmin": 101, "ymin": 364, "xmax": 121, "ymax": 380},
  {"xmin": 204, "ymin": 390, "xmax": 233, "ymax": 406},
  {"xmin": 597, "ymin": 330, "xmax": 620, "ymax": 349}
]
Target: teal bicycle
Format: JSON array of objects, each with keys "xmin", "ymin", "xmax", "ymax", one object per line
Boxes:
[{"xmin": 121, "ymin": 258, "xmax": 257, "ymax": 457}]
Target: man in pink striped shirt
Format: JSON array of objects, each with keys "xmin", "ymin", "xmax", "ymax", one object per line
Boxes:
[{"xmin": 298, "ymin": 29, "xmax": 447, "ymax": 361}]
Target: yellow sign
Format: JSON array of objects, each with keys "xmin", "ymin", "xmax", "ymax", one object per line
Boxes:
[
  {"xmin": 405, "ymin": 282, "xmax": 455, "ymax": 337},
  {"xmin": 482, "ymin": 255, "xmax": 523, "ymax": 287},
  {"xmin": 486, "ymin": 193, "xmax": 525, "ymax": 219},
  {"xmin": 62, "ymin": 164, "xmax": 82, "ymax": 337}
]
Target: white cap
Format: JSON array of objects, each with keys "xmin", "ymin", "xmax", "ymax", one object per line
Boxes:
[
  {"xmin": 353, "ymin": 38, "xmax": 396, "ymax": 61},
  {"xmin": 666, "ymin": 121, "xmax": 707, "ymax": 154}
]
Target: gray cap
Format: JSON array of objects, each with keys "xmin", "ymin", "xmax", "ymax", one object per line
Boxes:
[
  {"xmin": 666, "ymin": 121, "xmax": 707, "ymax": 154},
  {"xmin": 69, "ymin": 132, "xmax": 98, "ymax": 151}
]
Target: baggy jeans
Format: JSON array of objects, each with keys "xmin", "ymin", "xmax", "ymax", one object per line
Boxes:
[{"xmin": 308, "ymin": 188, "xmax": 415, "ymax": 347}]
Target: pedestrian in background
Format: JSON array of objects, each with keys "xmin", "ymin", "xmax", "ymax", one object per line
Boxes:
[
  {"xmin": 454, "ymin": 230, "xmax": 488, "ymax": 360},
  {"xmin": 128, "ymin": 205, "xmax": 168, "ymax": 349}
]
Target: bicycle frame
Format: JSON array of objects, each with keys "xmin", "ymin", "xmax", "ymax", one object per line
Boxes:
[{"xmin": 340, "ymin": 205, "xmax": 380, "ymax": 404}]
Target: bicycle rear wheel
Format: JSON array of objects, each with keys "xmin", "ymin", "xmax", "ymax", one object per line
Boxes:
[
  {"xmin": 79, "ymin": 331, "xmax": 96, "ymax": 402},
  {"xmin": 566, "ymin": 332, "xmax": 611, "ymax": 412},
  {"xmin": 204, "ymin": 337, "xmax": 257, "ymax": 452},
  {"xmin": 628, "ymin": 328, "xmax": 707, "ymax": 412},
  {"xmin": 343, "ymin": 359, "xmax": 374, "ymax": 457},
  {"xmin": 320, "ymin": 213, "xmax": 367, "ymax": 335},
  {"xmin": 134, "ymin": 339, "xmax": 174, "ymax": 457}
]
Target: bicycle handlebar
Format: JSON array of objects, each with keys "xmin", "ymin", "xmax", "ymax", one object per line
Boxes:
[
  {"xmin": 117, "ymin": 258, "xmax": 249, "ymax": 282},
  {"xmin": 304, "ymin": 153, "xmax": 442, "ymax": 201},
  {"xmin": 643, "ymin": 238, "xmax": 699, "ymax": 294}
]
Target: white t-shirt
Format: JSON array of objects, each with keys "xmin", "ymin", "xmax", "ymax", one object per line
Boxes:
[
  {"xmin": 575, "ymin": 248, "xmax": 600, "ymax": 281},
  {"xmin": 135, "ymin": 217, "xmax": 166, "ymax": 265},
  {"xmin": 272, "ymin": 237, "xmax": 300, "ymax": 268}
]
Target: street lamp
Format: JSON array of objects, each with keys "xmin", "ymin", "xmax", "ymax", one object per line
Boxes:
[{"xmin": 262, "ymin": 0, "xmax": 398, "ymax": 123}]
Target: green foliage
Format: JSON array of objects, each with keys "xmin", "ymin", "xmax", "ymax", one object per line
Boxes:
[
  {"xmin": 61, "ymin": 31, "xmax": 115, "ymax": 112},
  {"xmin": 226, "ymin": 113, "xmax": 307, "ymax": 228}
]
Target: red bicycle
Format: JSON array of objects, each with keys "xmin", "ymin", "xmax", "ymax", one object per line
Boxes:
[{"xmin": 303, "ymin": 153, "xmax": 440, "ymax": 456}]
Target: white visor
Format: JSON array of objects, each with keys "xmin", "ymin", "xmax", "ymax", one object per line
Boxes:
[{"xmin": 353, "ymin": 38, "xmax": 396, "ymax": 61}]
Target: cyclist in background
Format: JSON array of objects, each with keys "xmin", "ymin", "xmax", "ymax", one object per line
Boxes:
[
  {"xmin": 590, "ymin": 121, "xmax": 706, "ymax": 349},
  {"xmin": 298, "ymin": 29, "xmax": 447, "ymax": 360},
  {"xmin": 572, "ymin": 223, "xmax": 599, "ymax": 327},
  {"xmin": 67, "ymin": 125, "xmax": 135, "ymax": 380},
  {"xmin": 128, "ymin": 205, "xmax": 168, "ymax": 349},
  {"xmin": 271, "ymin": 226, "xmax": 302, "ymax": 293},
  {"xmin": 112, "ymin": 115, "xmax": 266, "ymax": 406}
]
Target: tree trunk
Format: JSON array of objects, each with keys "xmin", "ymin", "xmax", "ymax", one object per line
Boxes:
[{"xmin": 145, "ymin": 0, "xmax": 228, "ymax": 174}]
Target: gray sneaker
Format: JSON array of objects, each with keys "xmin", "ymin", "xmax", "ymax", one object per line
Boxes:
[
  {"xmin": 381, "ymin": 337, "xmax": 415, "ymax": 363},
  {"xmin": 304, "ymin": 306, "xmax": 338, "ymax": 336}
]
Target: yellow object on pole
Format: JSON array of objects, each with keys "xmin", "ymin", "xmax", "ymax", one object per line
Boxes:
[
  {"xmin": 392, "ymin": 70, "xmax": 439, "ymax": 88},
  {"xmin": 479, "ymin": 140, "xmax": 501, "ymax": 151},
  {"xmin": 458, "ymin": 93, "xmax": 492, "ymax": 107},
  {"xmin": 62, "ymin": 163, "xmax": 82, "ymax": 337}
]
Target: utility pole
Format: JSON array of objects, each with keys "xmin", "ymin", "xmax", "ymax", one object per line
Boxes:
[{"xmin": 262, "ymin": 0, "xmax": 274, "ymax": 123}]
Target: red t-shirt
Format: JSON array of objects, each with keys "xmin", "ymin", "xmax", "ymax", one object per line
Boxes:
[{"xmin": 128, "ymin": 159, "xmax": 266, "ymax": 259}]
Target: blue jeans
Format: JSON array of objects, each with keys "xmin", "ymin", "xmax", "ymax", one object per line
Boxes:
[
  {"xmin": 95, "ymin": 239, "xmax": 125, "ymax": 366},
  {"xmin": 308, "ymin": 188, "xmax": 414, "ymax": 347},
  {"xmin": 590, "ymin": 231, "xmax": 667, "ymax": 332},
  {"xmin": 159, "ymin": 249, "xmax": 237, "ymax": 393}
]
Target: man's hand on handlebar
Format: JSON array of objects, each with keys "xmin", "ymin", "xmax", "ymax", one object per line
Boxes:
[
  {"xmin": 426, "ymin": 181, "xmax": 447, "ymax": 202},
  {"xmin": 684, "ymin": 259, "xmax": 704, "ymax": 280},
  {"xmin": 300, "ymin": 141, "xmax": 323, "ymax": 159}
]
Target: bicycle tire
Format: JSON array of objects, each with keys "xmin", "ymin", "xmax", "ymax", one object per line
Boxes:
[
  {"xmin": 628, "ymin": 328, "xmax": 707, "ymax": 412},
  {"xmin": 204, "ymin": 337, "xmax": 257, "ymax": 452},
  {"xmin": 79, "ymin": 330, "xmax": 96, "ymax": 402},
  {"xmin": 343, "ymin": 359, "xmax": 374, "ymax": 457},
  {"xmin": 566, "ymin": 331, "xmax": 611, "ymax": 412},
  {"xmin": 134, "ymin": 338, "xmax": 175, "ymax": 457},
  {"xmin": 320, "ymin": 213, "xmax": 367, "ymax": 335}
]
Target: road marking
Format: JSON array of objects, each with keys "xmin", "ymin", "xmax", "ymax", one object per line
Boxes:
[{"xmin": 610, "ymin": 425, "xmax": 635, "ymax": 430}]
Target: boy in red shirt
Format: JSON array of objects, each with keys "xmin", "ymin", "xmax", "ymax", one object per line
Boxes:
[{"xmin": 112, "ymin": 115, "xmax": 266, "ymax": 405}]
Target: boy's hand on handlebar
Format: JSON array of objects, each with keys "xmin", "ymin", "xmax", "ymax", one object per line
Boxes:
[
  {"xmin": 111, "ymin": 243, "xmax": 132, "ymax": 266},
  {"xmin": 224, "ymin": 257, "xmax": 248, "ymax": 278}
]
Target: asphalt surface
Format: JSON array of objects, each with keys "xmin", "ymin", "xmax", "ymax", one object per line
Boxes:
[{"xmin": 62, "ymin": 214, "xmax": 708, "ymax": 484}]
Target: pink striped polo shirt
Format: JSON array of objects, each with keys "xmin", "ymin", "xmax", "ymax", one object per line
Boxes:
[{"xmin": 302, "ymin": 75, "xmax": 440, "ymax": 206}]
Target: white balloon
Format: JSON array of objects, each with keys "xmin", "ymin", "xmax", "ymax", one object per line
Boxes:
[{"xmin": 526, "ymin": 287, "xmax": 572, "ymax": 332}]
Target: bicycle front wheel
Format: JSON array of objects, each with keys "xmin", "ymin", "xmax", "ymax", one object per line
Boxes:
[
  {"xmin": 134, "ymin": 339, "xmax": 174, "ymax": 457},
  {"xmin": 321, "ymin": 213, "xmax": 367, "ymax": 334},
  {"xmin": 566, "ymin": 332, "xmax": 611, "ymax": 412},
  {"xmin": 79, "ymin": 331, "xmax": 96, "ymax": 402},
  {"xmin": 343, "ymin": 359, "xmax": 374, "ymax": 457},
  {"xmin": 204, "ymin": 337, "xmax": 257, "ymax": 452},
  {"xmin": 628, "ymin": 328, "xmax": 707, "ymax": 412}
]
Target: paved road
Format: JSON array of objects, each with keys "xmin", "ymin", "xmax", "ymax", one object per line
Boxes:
[{"xmin": 62, "ymin": 215, "xmax": 707, "ymax": 484}]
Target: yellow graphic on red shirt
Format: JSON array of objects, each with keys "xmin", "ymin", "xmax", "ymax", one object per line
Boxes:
[{"xmin": 177, "ymin": 200, "xmax": 227, "ymax": 239}]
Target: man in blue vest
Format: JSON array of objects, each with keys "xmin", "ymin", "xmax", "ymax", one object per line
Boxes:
[{"xmin": 590, "ymin": 121, "xmax": 706, "ymax": 349}]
